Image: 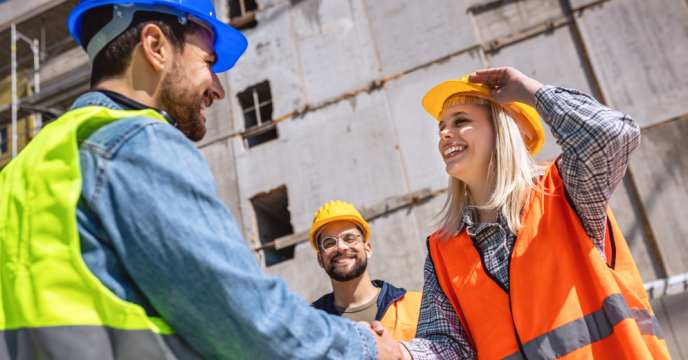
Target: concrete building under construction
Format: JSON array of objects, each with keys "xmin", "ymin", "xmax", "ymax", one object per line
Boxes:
[{"xmin": 1, "ymin": 0, "xmax": 687, "ymax": 357}]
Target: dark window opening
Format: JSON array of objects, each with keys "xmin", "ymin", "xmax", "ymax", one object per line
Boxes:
[
  {"xmin": 228, "ymin": 0, "xmax": 258, "ymax": 30},
  {"xmin": 252, "ymin": 186, "xmax": 295, "ymax": 266},
  {"xmin": 247, "ymin": 127, "xmax": 278, "ymax": 148},
  {"xmin": 238, "ymin": 80, "xmax": 277, "ymax": 148},
  {"xmin": 0, "ymin": 127, "xmax": 7, "ymax": 154}
]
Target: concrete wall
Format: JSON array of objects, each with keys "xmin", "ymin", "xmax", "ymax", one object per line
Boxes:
[{"xmin": 193, "ymin": 0, "xmax": 688, "ymax": 355}]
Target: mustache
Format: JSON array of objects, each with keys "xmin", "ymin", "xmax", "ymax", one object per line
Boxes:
[
  {"xmin": 329, "ymin": 251, "xmax": 359, "ymax": 263},
  {"xmin": 203, "ymin": 90, "xmax": 214, "ymax": 108}
]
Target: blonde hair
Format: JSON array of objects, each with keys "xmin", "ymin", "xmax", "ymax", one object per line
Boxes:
[{"xmin": 436, "ymin": 95, "xmax": 545, "ymax": 238}]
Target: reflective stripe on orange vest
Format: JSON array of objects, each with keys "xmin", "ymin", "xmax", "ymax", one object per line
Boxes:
[
  {"xmin": 429, "ymin": 161, "xmax": 670, "ymax": 360},
  {"xmin": 502, "ymin": 293, "xmax": 664, "ymax": 360},
  {"xmin": 380, "ymin": 291, "xmax": 422, "ymax": 341}
]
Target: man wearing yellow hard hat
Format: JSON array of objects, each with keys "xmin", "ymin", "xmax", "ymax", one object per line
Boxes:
[{"xmin": 309, "ymin": 200, "xmax": 422, "ymax": 341}]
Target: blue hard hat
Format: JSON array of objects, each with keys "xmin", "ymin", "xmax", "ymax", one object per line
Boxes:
[{"xmin": 68, "ymin": 0, "xmax": 248, "ymax": 73}]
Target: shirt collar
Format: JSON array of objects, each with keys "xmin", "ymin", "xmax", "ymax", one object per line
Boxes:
[
  {"xmin": 454, "ymin": 206, "xmax": 509, "ymax": 237},
  {"xmin": 70, "ymin": 90, "xmax": 177, "ymax": 127},
  {"xmin": 71, "ymin": 91, "xmax": 124, "ymax": 111}
]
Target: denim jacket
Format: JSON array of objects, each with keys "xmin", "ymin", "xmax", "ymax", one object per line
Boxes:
[
  {"xmin": 73, "ymin": 92, "xmax": 377, "ymax": 360},
  {"xmin": 311, "ymin": 280, "xmax": 407, "ymax": 321}
]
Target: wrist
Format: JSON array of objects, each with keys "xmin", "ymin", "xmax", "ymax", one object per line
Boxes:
[{"xmin": 517, "ymin": 76, "xmax": 544, "ymax": 107}]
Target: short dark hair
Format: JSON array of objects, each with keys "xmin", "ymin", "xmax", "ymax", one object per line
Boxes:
[{"xmin": 80, "ymin": 5, "xmax": 201, "ymax": 87}]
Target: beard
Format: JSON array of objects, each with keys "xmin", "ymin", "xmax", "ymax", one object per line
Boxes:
[
  {"xmin": 324, "ymin": 250, "xmax": 368, "ymax": 282},
  {"xmin": 158, "ymin": 61, "xmax": 208, "ymax": 141}
]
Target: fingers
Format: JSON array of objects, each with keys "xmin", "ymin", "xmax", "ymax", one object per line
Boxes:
[
  {"xmin": 470, "ymin": 68, "xmax": 506, "ymax": 84},
  {"xmin": 370, "ymin": 321, "xmax": 387, "ymax": 336}
]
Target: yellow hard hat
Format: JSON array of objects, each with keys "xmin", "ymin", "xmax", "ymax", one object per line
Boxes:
[
  {"xmin": 309, "ymin": 200, "xmax": 370, "ymax": 252},
  {"xmin": 422, "ymin": 72, "xmax": 545, "ymax": 156}
]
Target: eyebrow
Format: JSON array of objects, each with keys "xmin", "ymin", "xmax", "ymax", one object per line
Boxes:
[{"xmin": 439, "ymin": 111, "xmax": 468, "ymax": 127}]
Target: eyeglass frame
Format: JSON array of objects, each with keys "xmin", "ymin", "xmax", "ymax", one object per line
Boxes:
[{"xmin": 318, "ymin": 232, "xmax": 366, "ymax": 253}]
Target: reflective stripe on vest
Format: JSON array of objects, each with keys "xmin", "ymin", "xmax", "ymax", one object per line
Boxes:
[
  {"xmin": 502, "ymin": 293, "xmax": 664, "ymax": 360},
  {"xmin": 379, "ymin": 291, "xmax": 422, "ymax": 341},
  {"xmin": 0, "ymin": 106, "xmax": 199, "ymax": 359},
  {"xmin": 428, "ymin": 161, "xmax": 671, "ymax": 360},
  {"xmin": 0, "ymin": 327, "xmax": 200, "ymax": 360}
]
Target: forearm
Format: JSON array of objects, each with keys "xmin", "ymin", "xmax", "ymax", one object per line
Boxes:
[
  {"xmin": 102, "ymin": 125, "xmax": 377, "ymax": 359},
  {"xmin": 404, "ymin": 256, "xmax": 475, "ymax": 360}
]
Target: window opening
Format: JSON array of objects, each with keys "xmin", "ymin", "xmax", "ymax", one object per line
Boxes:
[
  {"xmin": 0, "ymin": 127, "xmax": 6, "ymax": 154},
  {"xmin": 238, "ymin": 80, "xmax": 278, "ymax": 148},
  {"xmin": 228, "ymin": 0, "xmax": 258, "ymax": 30},
  {"xmin": 251, "ymin": 186, "xmax": 296, "ymax": 266}
]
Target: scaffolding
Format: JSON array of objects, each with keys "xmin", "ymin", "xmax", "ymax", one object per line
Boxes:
[{"xmin": 10, "ymin": 23, "xmax": 41, "ymax": 159}]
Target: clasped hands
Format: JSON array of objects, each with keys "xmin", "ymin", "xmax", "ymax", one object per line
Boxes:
[{"xmin": 358, "ymin": 321, "xmax": 412, "ymax": 360}]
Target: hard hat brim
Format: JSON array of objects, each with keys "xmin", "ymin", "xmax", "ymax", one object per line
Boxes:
[
  {"xmin": 422, "ymin": 78, "xmax": 545, "ymax": 156},
  {"xmin": 68, "ymin": 0, "xmax": 248, "ymax": 73}
]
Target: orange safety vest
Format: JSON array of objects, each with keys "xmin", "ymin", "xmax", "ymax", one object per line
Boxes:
[
  {"xmin": 380, "ymin": 291, "xmax": 423, "ymax": 341},
  {"xmin": 429, "ymin": 162, "xmax": 670, "ymax": 359}
]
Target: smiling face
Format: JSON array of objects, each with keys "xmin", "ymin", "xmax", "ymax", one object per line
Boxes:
[
  {"xmin": 159, "ymin": 27, "xmax": 225, "ymax": 141},
  {"xmin": 316, "ymin": 221, "xmax": 371, "ymax": 283},
  {"xmin": 438, "ymin": 103, "xmax": 495, "ymax": 184}
]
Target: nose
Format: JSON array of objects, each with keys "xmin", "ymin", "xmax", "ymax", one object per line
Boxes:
[
  {"xmin": 336, "ymin": 239, "xmax": 349, "ymax": 250},
  {"xmin": 440, "ymin": 127, "xmax": 454, "ymax": 141},
  {"xmin": 209, "ymin": 72, "xmax": 226, "ymax": 101}
]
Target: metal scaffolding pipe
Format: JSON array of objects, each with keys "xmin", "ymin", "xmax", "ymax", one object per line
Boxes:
[
  {"xmin": 33, "ymin": 38, "xmax": 41, "ymax": 133},
  {"xmin": 11, "ymin": 24, "xmax": 17, "ymax": 159},
  {"xmin": 9, "ymin": 24, "xmax": 43, "ymax": 159}
]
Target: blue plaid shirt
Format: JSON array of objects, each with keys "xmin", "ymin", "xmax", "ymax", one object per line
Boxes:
[{"xmin": 402, "ymin": 85, "xmax": 641, "ymax": 359}]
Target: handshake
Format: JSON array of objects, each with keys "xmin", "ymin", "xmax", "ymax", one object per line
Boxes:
[{"xmin": 359, "ymin": 321, "xmax": 412, "ymax": 360}]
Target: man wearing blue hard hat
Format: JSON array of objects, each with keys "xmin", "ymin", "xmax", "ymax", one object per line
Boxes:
[{"xmin": 0, "ymin": 1, "xmax": 402, "ymax": 359}]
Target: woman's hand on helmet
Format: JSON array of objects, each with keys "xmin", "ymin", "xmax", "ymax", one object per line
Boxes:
[{"xmin": 468, "ymin": 67, "xmax": 544, "ymax": 108}]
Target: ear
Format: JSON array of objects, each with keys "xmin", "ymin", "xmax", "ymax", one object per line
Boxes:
[
  {"xmin": 365, "ymin": 241, "xmax": 372, "ymax": 260},
  {"xmin": 317, "ymin": 252, "xmax": 324, "ymax": 269},
  {"xmin": 140, "ymin": 24, "xmax": 170, "ymax": 72}
]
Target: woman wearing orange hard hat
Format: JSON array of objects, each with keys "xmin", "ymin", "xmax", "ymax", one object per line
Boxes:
[{"xmin": 390, "ymin": 68, "xmax": 670, "ymax": 360}]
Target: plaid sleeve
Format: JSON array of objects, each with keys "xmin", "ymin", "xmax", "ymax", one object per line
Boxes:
[
  {"xmin": 400, "ymin": 255, "xmax": 476, "ymax": 360},
  {"xmin": 534, "ymin": 86, "xmax": 640, "ymax": 259}
]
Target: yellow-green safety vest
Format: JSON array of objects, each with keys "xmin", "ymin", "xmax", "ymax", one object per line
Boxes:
[{"xmin": 0, "ymin": 106, "xmax": 201, "ymax": 360}]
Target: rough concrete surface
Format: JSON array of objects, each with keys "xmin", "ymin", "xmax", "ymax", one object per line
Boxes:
[
  {"xmin": 628, "ymin": 118, "xmax": 688, "ymax": 276},
  {"xmin": 608, "ymin": 175, "xmax": 665, "ymax": 282},
  {"xmin": 472, "ymin": 0, "xmax": 564, "ymax": 43},
  {"xmin": 652, "ymin": 292, "xmax": 688, "ymax": 360},
  {"xmin": 290, "ymin": 0, "xmax": 381, "ymax": 106},
  {"xmin": 575, "ymin": 0, "xmax": 688, "ymax": 127},
  {"xmin": 226, "ymin": 2, "xmax": 306, "ymax": 130},
  {"xmin": 0, "ymin": 0, "xmax": 63, "ymax": 28},
  {"xmin": 364, "ymin": 0, "xmax": 479, "ymax": 78},
  {"xmin": 233, "ymin": 89, "xmax": 408, "ymax": 240}
]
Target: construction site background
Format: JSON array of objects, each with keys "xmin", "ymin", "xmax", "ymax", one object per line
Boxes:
[{"xmin": 1, "ymin": 0, "xmax": 686, "ymax": 358}]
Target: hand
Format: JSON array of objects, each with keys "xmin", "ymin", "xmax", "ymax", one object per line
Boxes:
[
  {"xmin": 468, "ymin": 67, "xmax": 544, "ymax": 107},
  {"xmin": 359, "ymin": 321, "xmax": 403, "ymax": 360}
]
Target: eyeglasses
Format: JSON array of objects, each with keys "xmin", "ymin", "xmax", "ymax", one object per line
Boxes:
[{"xmin": 320, "ymin": 233, "xmax": 363, "ymax": 253}]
